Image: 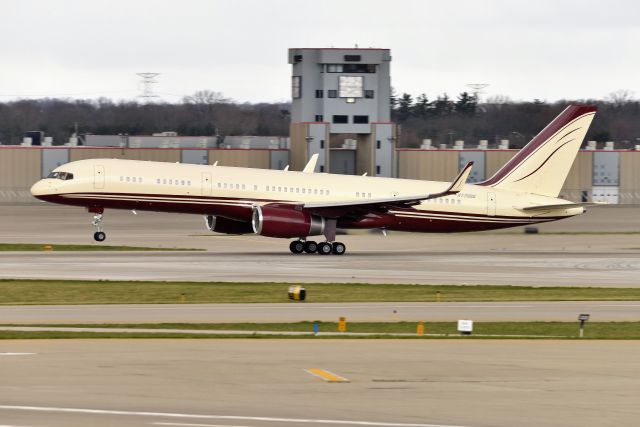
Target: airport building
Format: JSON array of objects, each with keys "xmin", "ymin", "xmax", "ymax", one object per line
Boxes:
[
  {"xmin": 1, "ymin": 146, "xmax": 638, "ymax": 204},
  {"xmin": 288, "ymin": 48, "xmax": 396, "ymax": 177}
]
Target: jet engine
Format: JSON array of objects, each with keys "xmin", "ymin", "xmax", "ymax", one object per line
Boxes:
[
  {"xmin": 204, "ymin": 215, "xmax": 254, "ymax": 234},
  {"xmin": 252, "ymin": 205, "xmax": 325, "ymax": 238}
]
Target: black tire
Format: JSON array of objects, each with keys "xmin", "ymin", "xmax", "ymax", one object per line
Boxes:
[
  {"xmin": 332, "ymin": 242, "xmax": 346, "ymax": 255},
  {"xmin": 318, "ymin": 242, "xmax": 332, "ymax": 255},
  {"xmin": 94, "ymin": 231, "xmax": 106, "ymax": 242},
  {"xmin": 303, "ymin": 241, "xmax": 318, "ymax": 253},
  {"xmin": 289, "ymin": 240, "xmax": 304, "ymax": 254}
]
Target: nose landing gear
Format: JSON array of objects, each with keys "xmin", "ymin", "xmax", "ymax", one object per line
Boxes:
[{"xmin": 89, "ymin": 207, "xmax": 106, "ymax": 242}]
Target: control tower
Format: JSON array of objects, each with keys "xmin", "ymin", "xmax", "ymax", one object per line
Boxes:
[{"xmin": 288, "ymin": 48, "xmax": 396, "ymax": 176}]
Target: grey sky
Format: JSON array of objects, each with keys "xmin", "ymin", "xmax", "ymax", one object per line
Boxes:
[{"xmin": 1, "ymin": 0, "xmax": 638, "ymax": 103}]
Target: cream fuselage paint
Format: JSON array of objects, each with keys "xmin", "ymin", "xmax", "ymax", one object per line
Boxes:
[{"xmin": 31, "ymin": 158, "xmax": 582, "ymax": 233}]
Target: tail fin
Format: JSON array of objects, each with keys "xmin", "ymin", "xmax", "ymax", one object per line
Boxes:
[{"xmin": 479, "ymin": 105, "xmax": 596, "ymax": 197}]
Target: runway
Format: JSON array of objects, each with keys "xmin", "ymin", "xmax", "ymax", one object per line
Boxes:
[
  {"xmin": 2, "ymin": 301, "xmax": 639, "ymax": 323},
  {"xmin": 1, "ymin": 250, "xmax": 639, "ymax": 286},
  {"xmin": 1, "ymin": 339, "xmax": 639, "ymax": 427},
  {"xmin": 1, "ymin": 205, "xmax": 639, "ymax": 287}
]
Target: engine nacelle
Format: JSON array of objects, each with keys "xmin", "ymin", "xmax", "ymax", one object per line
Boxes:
[
  {"xmin": 204, "ymin": 215, "xmax": 253, "ymax": 234},
  {"xmin": 252, "ymin": 205, "xmax": 325, "ymax": 238}
]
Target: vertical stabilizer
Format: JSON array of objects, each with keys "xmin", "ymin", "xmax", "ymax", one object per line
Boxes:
[{"xmin": 479, "ymin": 105, "xmax": 596, "ymax": 197}]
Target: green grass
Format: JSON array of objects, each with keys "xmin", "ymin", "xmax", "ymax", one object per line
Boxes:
[
  {"xmin": 1, "ymin": 279, "xmax": 640, "ymax": 305},
  {"xmin": 1, "ymin": 321, "xmax": 638, "ymax": 339},
  {"xmin": 0, "ymin": 243, "xmax": 202, "ymax": 252}
]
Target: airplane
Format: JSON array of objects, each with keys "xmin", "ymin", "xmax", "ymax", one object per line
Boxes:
[{"xmin": 30, "ymin": 104, "xmax": 598, "ymax": 255}]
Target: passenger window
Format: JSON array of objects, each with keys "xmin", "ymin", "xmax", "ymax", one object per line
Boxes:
[
  {"xmin": 242, "ymin": 184, "xmax": 245, "ymax": 190},
  {"xmin": 236, "ymin": 184, "xmax": 239, "ymax": 189},
  {"xmin": 163, "ymin": 179, "xmax": 167, "ymax": 184},
  {"xmin": 302, "ymin": 189, "xmax": 306, "ymax": 194},
  {"xmin": 156, "ymin": 179, "xmax": 160, "ymax": 184},
  {"xmin": 188, "ymin": 181, "xmax": 191, "ymax": 186},
  {"xmin": 126, "ymin": 177, "xmax": 130, "ymax": 182},
  {"xmin": 326, "ymin": 190, "xmax": 330, "ymax": 195},
  {"xmin": 120, "ymin": 176, "xmax": 124, "ymax": 182},
  {"xmin": 254, "ymin": 185, "xmax": 257, "ymax": 191},
  {"xmin": 356, "ymin": 192, "xmax": 360, "ymax": 197},
  {"xmin": 181, "ymin": 180, "xmax": 185, "ymax": 185},
  {"xmin": 368, "ymin": 193, "xmax": 371, "ymax": 198}
]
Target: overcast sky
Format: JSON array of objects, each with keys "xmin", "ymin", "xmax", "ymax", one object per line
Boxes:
[{"xmin": 1, "ymin": 0, "xmax": 638, "ymax": 103}]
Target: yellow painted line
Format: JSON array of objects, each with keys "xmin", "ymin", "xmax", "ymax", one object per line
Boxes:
[{"xmin": 305, "ymin": 368, "xmax": 350, "ymax": 383}]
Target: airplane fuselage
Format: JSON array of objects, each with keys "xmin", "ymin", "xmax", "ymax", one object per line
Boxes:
[{"xmin": 31, "ymin": 158, "xmax": 583, "ymax": 233}]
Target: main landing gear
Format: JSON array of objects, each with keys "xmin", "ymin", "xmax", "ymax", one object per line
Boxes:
[
  {"xmin": 289, "ymin": 240, "xmax": 346, "ymax": 255},
  {"xmin": 89, "ymin": 207, "xmax": 106, "ymax": 242},
  {"xmin": 288, "ymin": 218, "xmax": 346, "ymax": 255}
]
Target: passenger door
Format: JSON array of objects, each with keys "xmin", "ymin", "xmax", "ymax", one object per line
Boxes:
[{"xmin": 94, "ymin": 165, "xmax": 105, "ymax": 190}]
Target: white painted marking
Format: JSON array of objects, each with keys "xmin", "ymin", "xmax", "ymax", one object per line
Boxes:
[
  {"xmin": 0, "ymin": 353, "xmax": 36, "ymax": 356},
  {"xmin": 0, "ymin": 405, "xmax": 473, "ymax": 427},
  {"xmin": 154, "ymin": 423, "xmax": 254, "ymax": 427}
]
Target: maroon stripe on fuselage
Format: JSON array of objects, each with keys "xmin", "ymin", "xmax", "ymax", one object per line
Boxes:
[
  {"xmin": 478, "ymin": 105, "xmax": 596, "ymax": 187},
  {"xmin": 37, "ymin": 192, "xmax": 570, "ymax": 233}
]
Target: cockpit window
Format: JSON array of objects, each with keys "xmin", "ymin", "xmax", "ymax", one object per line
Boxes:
[{"xmin": 47, "ymin": 171, "xmax": 74, "ymax": 180}]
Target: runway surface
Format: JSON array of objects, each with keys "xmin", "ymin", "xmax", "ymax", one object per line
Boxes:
[
  {"xmin": 2, "ymin": 301, "xmax": 639, "ymax": 323},
  {"xmin": 1, "ymin": 339, "xmax": 639, "ymax": 427},
  {"xmin": 1, "ymin": 250, "xmax": 639, "ymax": 286},
  {"xmin": 1, "ymin": 205, "xmax": 640, "ymax": 287}
]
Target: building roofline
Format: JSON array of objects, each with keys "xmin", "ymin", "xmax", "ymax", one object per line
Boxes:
[{"xmin": 289, "ymin": 48, "xmax": 390, "ymax": 51}]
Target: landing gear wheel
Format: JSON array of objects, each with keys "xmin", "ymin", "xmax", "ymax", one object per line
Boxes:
[
  {"xmin": 317, "ymin": 242, "xmax": 332, "ymax": 255},
  {"xmin": 303, "ymin": 241, "xmax": 318, "ymax": 254},
  {"xmin": 332, "ymin": 242, "xmax": 346, "ymax": 255},
  {"xmin": 289, "ymin": 240, "xmax": 304, "ymax": 254},
  {"xmin": 94, "ymin": 231, "xmax": 106, "ymax": 242}
]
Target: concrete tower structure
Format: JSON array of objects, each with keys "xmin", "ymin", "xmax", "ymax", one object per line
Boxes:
[{"xmin": 288, "ymin": 48, "xmax": 396, "ymax": 176}]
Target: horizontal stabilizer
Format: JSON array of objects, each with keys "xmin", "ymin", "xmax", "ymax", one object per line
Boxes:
[{"xmin": 517, "ymin": 202, "xmax": 607, "ymax": 211}]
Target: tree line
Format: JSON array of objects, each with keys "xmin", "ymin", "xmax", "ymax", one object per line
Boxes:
[{"xmin": 0, "ymin": 89, "xmax": 638, "ymax": 149}]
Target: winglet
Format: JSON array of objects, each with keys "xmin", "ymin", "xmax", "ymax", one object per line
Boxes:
[
  {"xmin": 444, "ymin": 161, "xmax": 473, "ymax": 194},
  {"xmin": 283, "ymin": 165, "xmax": 290, "ymax": 171},
  {"xmin": 302, "ymin": 154, "xmax": 319, "ymax": 173}
]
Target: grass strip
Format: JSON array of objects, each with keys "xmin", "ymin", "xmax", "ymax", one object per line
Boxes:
[
  {"xmin": 1, "ymin": 321, "xmax": 638, "ymax": 339},
  {"xmin": 0, "ymin": 243, "xmax": 201, "ymax": 252},
  {"xmin": 1, "ymin": 279, "xmax": 640, "ymax": 305}
]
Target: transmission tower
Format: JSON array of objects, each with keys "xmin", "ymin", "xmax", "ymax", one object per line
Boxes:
[
  {"xmin": 137, "ymin": 73, "xmax": 160, "ymax": 100},
  {"xmin": 466, "ymin": 83, "xmax": 490, "ymax": 102}
]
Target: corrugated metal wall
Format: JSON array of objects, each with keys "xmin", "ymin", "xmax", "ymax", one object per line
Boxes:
[
  {"xmin": 70, "ymin": 148, "xmax": 181, "ymax": 163},
  {"xmin": 208, "ymin": 149, "xmax": 270, "ymax": 169},
  {"xmin": 0, "ymin": 148, "xmax": 42, "ymax": 203},
  {"xmin": 485, "ymin": 151, "xmax": 516, "ymax": 178},
  {"xmin": 620, "ymin": 152, "xmax": 640, "ymax": 204},
  {"xmin": 397, "ymin": 150, "xmax": 458, "ymax": 181}
]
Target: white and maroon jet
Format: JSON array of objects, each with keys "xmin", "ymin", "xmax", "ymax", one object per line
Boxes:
[{"xmin": 31, "ymin": 105, "xmax": 598, "ymax": 255}]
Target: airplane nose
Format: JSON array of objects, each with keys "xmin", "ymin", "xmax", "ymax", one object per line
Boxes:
[{"xmin": 30, "ymin": 180, "xmax": 51, "ymax": 198}]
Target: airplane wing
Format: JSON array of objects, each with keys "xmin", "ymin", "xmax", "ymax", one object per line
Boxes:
[
  {"xmin": 516, "ymin": 202, "xmax": 607, "ymax": 211},
  {"xmin": 303, "ymin": 162, "xmax": 473, "ymax": 216}
]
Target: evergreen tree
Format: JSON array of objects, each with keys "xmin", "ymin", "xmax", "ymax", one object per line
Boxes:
[
  {"xmin": 455, "ymin": 92, "xmax": 477, "ymax": 116},
  {"xmin": 432, "ymin": 93, "xmax": 453, "ymax": 116},
  {"xmin": 413, "ymin": 93, "xmax": 430, "ymax": 118},
  {"xmin": 397, "ymin": 93, "xmax": 414, "ymax": 121}
]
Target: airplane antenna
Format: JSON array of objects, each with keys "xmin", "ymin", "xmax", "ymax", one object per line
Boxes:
[
  {"xmin": 466, "ymin": 83, "xmax": 489, "ymax": 102},
  {"xmin": 137, "ymin": 73, "xmax": 160, "ymax": 101}
]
